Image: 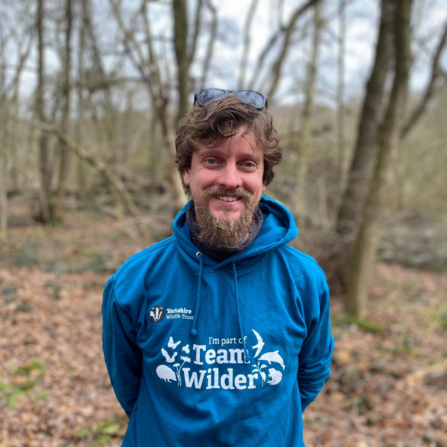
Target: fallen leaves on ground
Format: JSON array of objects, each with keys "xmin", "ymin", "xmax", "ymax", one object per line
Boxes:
[
  {"xmin": 305, "ymin": 264, "xmax": 447, "ymax": 447},
  {"xmin": 1, "ymin": 211, "xmax": 446, "ymax": 446}
]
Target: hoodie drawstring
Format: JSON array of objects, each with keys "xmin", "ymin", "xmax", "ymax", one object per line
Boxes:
[
  {"xmin": 191, "ymin": 252, "xmax": 203, "ymax": 336},
  {"xmin": 232, "ymin": 262, "xmax": 251, "ymax": 363},
  {"xmin": 190, "ymin": 255, "xmax": 251, "ymax": 364}
]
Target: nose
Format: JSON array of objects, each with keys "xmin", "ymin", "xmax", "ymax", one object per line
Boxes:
[{"xmin": 216, "ymin": 162, "xmax": 242, "ymax": 190}]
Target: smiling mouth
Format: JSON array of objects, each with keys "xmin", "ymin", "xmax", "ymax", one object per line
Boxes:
[{"xmin": 216, "ymin": 196, "xmax": 240, "ymax": 202}]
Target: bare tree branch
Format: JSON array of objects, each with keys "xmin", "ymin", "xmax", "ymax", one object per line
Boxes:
[
  {"xmin": 2, "ymin": 35, "xmax": 33, "ymax": 101},
  {"xmin": 82, "ymin": 0, "xmax": 107, "ymax": 80},
  {"xmin": 400, "ymin": 19, "xmax": 447, "ymax": 140},
  {"xmin": 267, "ymin": 0, "xmax": 322, "ymax": 99},
  {"xmin": 110, "ymin": 0, "xmax": 187, "ymax": 213},
  {"xmin": 110, "ymin": 0, "xmax": 160, "ymax": 105},
  {"xmin": 248, "ymin": 29, "xmax": 281, "ymax": 91},
  {"xmin": 174, "ymin": 0, "xmax": 190, "ymax": 121},
  {"xmin": 188, "ymin": 0, "xmax": 203, "ymax": 69},
  {"xmin": 200, "ymin": 0, "xmax": 218, "ymax": 90},
  {"xmin": 238, "ymin": 0, "xmax": 259, "ymax": 90},
  {"xmin": 142, "ymin": 0, "xmax": 163, "ymax": 99},
  {"xmin": 2, "ymin": 110, "xmax": 151, "ymax": 243}
]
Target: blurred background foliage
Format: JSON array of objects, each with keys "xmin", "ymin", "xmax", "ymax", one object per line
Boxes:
[
  {"xmin": 1, "ymin": 0, "xmax": 447, "ymax": 445},
  {"xmin": 1, "ymin": 0, "xmax": 447, "ymax": 312}
]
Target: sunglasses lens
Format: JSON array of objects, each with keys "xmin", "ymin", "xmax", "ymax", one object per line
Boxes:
[
  {"xmin": 194, "ymin": 89, "xmax": 267, "ymax": 109},
  {"xmin": 197, "ymin": 89, "xmax": 226, "ymax": 106},
  {"xmin": 236, "ymin": 91, "xmax": 265, "ymax": 109}
]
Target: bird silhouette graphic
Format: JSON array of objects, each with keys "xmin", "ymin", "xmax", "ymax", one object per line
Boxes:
[
  {"xmin": 252, "ymin": 329, "xmax": 265, "ymax": 358},
  {"xmin": 161, "ymin": 348, "xmax": 178, "ymax": 363}
]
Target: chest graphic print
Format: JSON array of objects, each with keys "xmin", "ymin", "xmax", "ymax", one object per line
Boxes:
[{"xmin": 155, "ymin": 330, "xmax": 285, "ymax": 390}]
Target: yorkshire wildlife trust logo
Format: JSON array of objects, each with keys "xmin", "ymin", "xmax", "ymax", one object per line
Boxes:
[{"xmin": 150, "ymin": 305, "xmax": 165, "ymax": 323}]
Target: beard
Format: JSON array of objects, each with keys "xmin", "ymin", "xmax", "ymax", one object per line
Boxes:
[{"xmin": 193, "ymin": 187, "xmax": 259, "ymax": 251}]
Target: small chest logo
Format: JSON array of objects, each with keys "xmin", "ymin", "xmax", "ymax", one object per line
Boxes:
[{"xmin": 150, "ymin": 305, "xmax": 165, "ymax": 323}]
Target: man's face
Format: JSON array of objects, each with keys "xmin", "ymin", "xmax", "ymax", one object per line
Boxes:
[{"xmin": 183, "ymin": 125, "xmax": 265, "ymax": 247}]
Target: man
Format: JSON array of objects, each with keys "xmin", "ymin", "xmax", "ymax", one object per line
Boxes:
[{"xmin": 102, "ymin": 89, "xmax": 334, "ymax": 446}]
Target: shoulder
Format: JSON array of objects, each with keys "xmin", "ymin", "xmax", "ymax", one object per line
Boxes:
[
  {"xmin": 105, "ymin": 236, "xmax": 176, "ymax": 312},
  {"xmin": 280, "ymin": 245, "xmax": 328, "ymax": 296},
  {"xmin": 114, "ymin": 236, "xmax": 176, "ymax": 282},
  {"xmin": 276, "ymin": 246, "xmax": 330, "ymax": 324}
]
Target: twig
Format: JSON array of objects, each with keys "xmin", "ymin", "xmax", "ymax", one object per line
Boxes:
[{"xmin": 1, "ymin": 110, "xmax": 151, "ymax": 244}]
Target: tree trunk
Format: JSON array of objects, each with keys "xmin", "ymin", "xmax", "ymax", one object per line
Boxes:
[
  {"xmin": 337, "ymin": 0, "xmax": 346, "ymax": 189},
  {"xmin": 56, "ymin": 0, "xmax": 73, "ymax": 202},
  {"xmin": 174, "ymin": 0, "xmax": 190, "ymax": 125},
  {"xmin": 36, "ymin": 0, "xmax": 54, "ymax": 223},
  {"xmin": 0, "ymin": 115, "xmax": 7, "ymax": 241},
  {"xmin": 3, "ymin": 34, "xmax": 32, "ymax": 194},
  {"xmin": 159, "ymin": 106, "xmax": 187, "ymax": 214},
  {"xmin": 199, "ymin": 0, "xmax": 218, "ymax": 90},
  {"xmin": 0, "ymin": 33, "xmax": 7, "ymax": 239},
  {"xmin": 336, "ymin": 0, "xmax": 395, "ymax": 243},
  {"xmin": 238, "ymin": 0, "xmax": 259, "ymax": 89},
  {"xmin": 77, "ymin": 0, "xmax": 87, "ymax": 201},
  {"xmin": 346, "ymin": 0, "xmax": 412, "ymax": 318},
  {"xmin": 295, "ymin": 2, "xmax": 322, "ymax": 221},
  {"xmin": 122, "ymin": 90, "xmax": 134, "ymax": 171}
]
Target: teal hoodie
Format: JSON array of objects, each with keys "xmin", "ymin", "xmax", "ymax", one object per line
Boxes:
[{"xmin": 102, "ymin": 195, "xmax": 334, "ymax": 446}]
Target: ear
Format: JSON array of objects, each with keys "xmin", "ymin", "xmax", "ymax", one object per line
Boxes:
[
  {"xmin": 262, "ymin": 183, "xmax": 266, "ymax": 192},
  {"xmin": 183, "ymin": 169, "xmax": 190, "ymax": 186}
]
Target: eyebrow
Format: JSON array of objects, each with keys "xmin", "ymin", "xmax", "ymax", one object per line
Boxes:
[{"xmin": 197, "ymin": 147, "xmax": 262, "ymax": 162}]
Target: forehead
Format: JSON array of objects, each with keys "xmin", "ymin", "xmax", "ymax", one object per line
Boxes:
[{"xmin": 195, "ymin": 127, "xmax": 262, "ymax": 159}]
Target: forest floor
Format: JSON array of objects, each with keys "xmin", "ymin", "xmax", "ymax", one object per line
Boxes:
[{"xmin": 0, "ymin": 205, "xmax": 446, "ymax": 447}]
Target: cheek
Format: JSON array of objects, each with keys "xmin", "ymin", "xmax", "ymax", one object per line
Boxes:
[{"xmin": 249, "ymin": 176, "xmax": 265, "ymax": 194}]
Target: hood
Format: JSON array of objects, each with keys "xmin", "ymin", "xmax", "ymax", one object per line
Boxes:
[
  {"xmin": 172, "ymin": 194, "xmax": 298, "ymax": 272},
  {"xmin": 172, "ymin": 194, "xmax": 299, "ymax": 354}
]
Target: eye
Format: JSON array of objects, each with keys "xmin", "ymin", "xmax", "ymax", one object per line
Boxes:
[
  {"xmin": 204, "ymin": 158, "xmax": 217, "ymax": 165},
  {"xmin": 242, "ymin": 161, "xmax": 256, "ymax": 169}
]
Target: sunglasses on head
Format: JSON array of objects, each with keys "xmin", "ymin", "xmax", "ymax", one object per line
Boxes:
[{"xmin": 193, "ymin": 89, "xmax": 268, "ymax": 110}]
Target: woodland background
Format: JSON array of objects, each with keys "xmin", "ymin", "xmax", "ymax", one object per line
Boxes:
[{"xmin": 1, "ymin": 0, "xmax": 447, "ymax": 445}]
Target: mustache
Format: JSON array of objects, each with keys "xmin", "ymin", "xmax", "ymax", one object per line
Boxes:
[{"xmin": 203, "ymin": 187, "xmax": 253, "ymax": 201}]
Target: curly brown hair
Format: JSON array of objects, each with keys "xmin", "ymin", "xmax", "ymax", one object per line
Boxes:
[{"xmin": 175, "ymin": 95, "xmax": 282, "ymax": 193}]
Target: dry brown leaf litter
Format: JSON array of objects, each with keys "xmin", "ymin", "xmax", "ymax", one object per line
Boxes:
[{"xmin": 0, "ymin": 212, "xmax": 446, "ymax": 447}]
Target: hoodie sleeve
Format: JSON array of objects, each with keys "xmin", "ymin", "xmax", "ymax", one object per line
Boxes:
[
  {"xmin": 102, "ymin": 277, "xmax": 142, "ymax": 417},
  {"xmin": 297, "ymin": 285, "xmax": 334, "ymax": 412}
]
